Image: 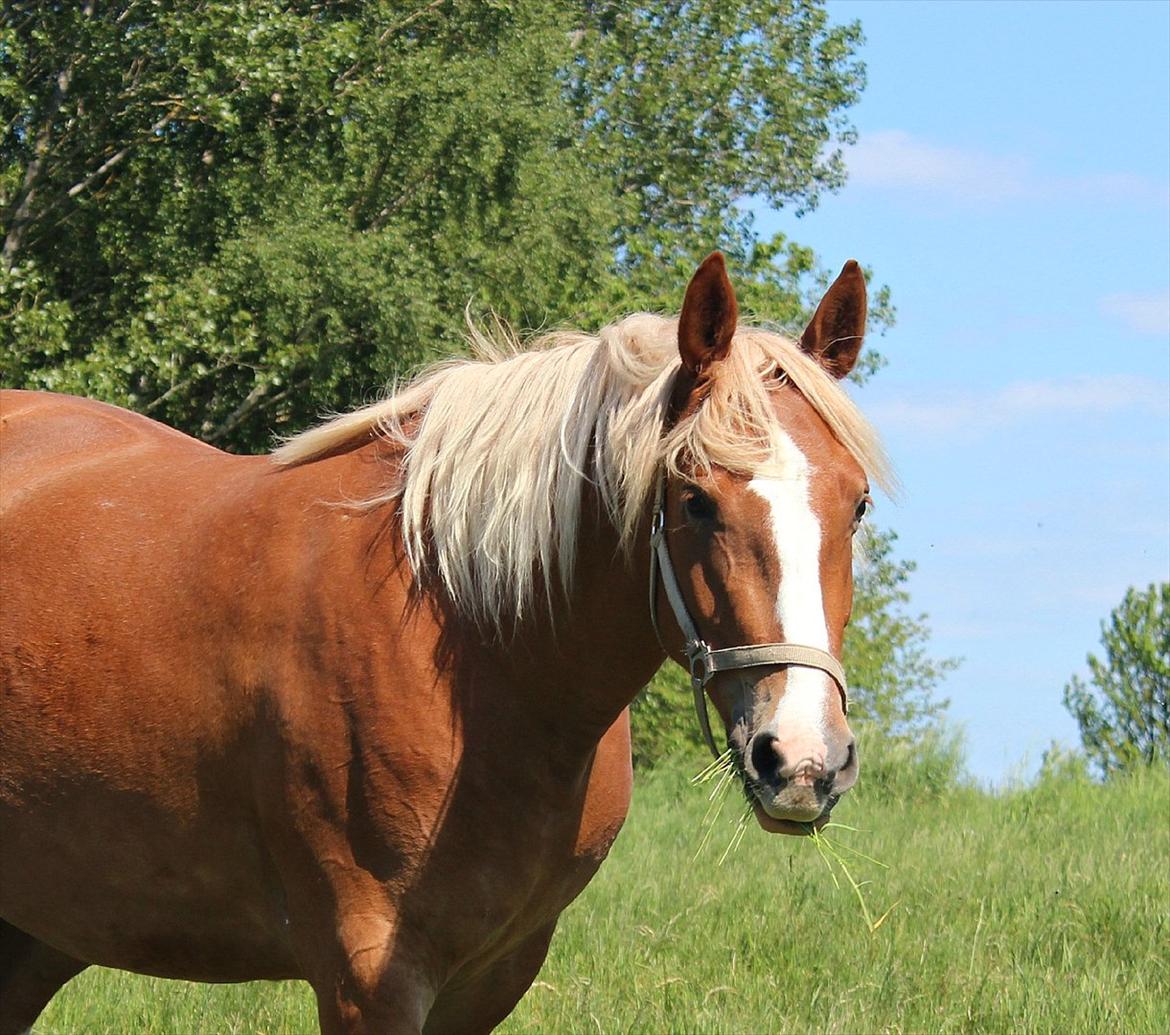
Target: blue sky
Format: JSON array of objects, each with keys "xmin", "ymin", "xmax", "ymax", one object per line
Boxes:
[{"xmin": 760, "ymin": 0, "xmax": 1169, "ymax": 782}]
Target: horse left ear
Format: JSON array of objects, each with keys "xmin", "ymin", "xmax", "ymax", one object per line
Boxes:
[
  {"xmin": 678, "ymin": 252, "xmax": 739, "ymax": 377},
  {"xmin": 800, "ymin": 260, "xmax": 867, "ymax": 380}
]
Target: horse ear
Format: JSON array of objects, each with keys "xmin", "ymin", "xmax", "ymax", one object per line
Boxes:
[
  {"xmin": 678, "ymin": 252, "xmax": 739, "ymax": 377},
  {"xmin": 800, "ymin": 260, "xmax": 867, "ymax": 380}
]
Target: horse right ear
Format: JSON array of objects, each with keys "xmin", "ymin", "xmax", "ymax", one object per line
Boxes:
[
  {"xmin": 799, "ymin": 260, "xmax": 867, "ymax": 380},
  {"xmin": 678, "ymin": 252, "xmax": 739, "ymax": 377}
]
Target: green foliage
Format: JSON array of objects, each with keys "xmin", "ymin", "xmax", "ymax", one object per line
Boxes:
[
  {"xmin": 629, "ymin": 664, "xmax": 703, "ymax": 771},
  {"xmin": 1036, "ymin": 740, "xmax": 1094, "ymax": 787},
  {"xmin": 2, "ymin": 0, "xmax": 877, "ymax": 450},
  {"xmin": 2, "ymin": 1, "xmax": 620, "ymax": 446},
  {"xmin": 851, "ymin": 725, "xmax": 967, "ymax": 802},
  {"xmin": 1062, "ymin": 583, "xmax": 1170, "ymax": 778},
  {"xmin": 631, "ymin": 527, "xmax": 958, "ymax": 776},
  {"xmin": 565, "ymin": 2, "xmax": 871, "ymax": 307}
]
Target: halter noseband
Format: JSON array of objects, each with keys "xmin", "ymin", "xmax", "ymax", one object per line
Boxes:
[{"xmin": 648, "ymin": 471, "xmax": 849, "ymax": 759}]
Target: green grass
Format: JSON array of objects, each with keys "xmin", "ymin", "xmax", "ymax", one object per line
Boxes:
[{"xmin": 36, "ymin": 764, "xmax": 1170, "ymax": 1034}]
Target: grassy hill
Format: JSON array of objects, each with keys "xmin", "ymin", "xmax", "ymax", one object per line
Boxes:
[{"xmin": 36, "ymin": 762, "xmax": 1169, "ymax": 1034}]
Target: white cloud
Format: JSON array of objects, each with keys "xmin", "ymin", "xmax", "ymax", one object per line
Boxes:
[
  {"xmin": 846, "ymin": 129, "xmax": 1169, "ymax": 208},
  {"xmin": 1099, "ymin": 291, "xmax": 1170, "ymax": 336},
  {"xmin": 869, "ymin": 374, "xmax": 1169, "ymax": 437},
  {"xmin": 847, "ymin": 130, "xmax": 1029, "ymax": 202}
]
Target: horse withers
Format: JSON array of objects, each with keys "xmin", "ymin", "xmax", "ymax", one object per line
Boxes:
[{"xmin": 0, "ymin": 255, "xmax": 890, "ymax": 1033}]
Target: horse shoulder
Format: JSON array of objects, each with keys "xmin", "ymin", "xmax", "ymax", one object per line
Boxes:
[{"xmin": 575, "ymin": 708, "xmax": 633, "ymax": 864}]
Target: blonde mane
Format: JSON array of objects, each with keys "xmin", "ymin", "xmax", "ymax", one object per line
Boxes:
[{"xmin": 272, "ymin": 315, "xmax": 893, "ymax": 626}]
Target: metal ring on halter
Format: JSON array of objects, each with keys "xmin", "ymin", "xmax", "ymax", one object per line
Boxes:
[
  {"xmin": 686, "ymin": 641, "xmax": 710, "ymax": 686},
  {"xmin": 648, "ymin": 469, "xmax": 850, "ymax": 759}
]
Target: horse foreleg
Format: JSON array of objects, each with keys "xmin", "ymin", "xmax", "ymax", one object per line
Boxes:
[
  {"xmin": 312, "ymin": 962, "xmax": 437, "ymax": 1035},
  {"xmin": 0, "ymin": 920, "xmax": 88, "ymax": 1035},
  {"xmin": 421, "ymin": 922, "xmax": 558, "ymax": 1035},
  {"xmin": 300, "ymin": 911, "xmax": 437, "ymax": 1035}
]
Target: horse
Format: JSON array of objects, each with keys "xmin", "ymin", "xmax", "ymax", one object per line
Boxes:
[{"xmin": 0, "ymin": 253, "xmax": 891, "ymax": 1034}]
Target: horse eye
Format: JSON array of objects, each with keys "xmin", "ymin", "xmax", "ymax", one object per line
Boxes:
[
  {"xmin": 854, "ymin": 495, "xmax": 872, "ymax": 525},
  {"xmin": 683, "ymin": 487, "xmax": 718, "ymax": 522}
]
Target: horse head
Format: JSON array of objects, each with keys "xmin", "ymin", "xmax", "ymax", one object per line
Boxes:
[{"xmin": 655, "ymin": 254, "xmax": 876, "ymax": 835}]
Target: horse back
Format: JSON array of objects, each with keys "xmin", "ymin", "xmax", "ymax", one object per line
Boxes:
[
  {"xmin": 0, "ymin": 391, "xmax": 303, "ymax": 976},
  {"xmin": 1, "ymin": 387, "xmax": 218, "ymax": 470}
]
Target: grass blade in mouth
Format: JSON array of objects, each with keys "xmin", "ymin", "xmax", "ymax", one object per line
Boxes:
[
  {"xmin": 690, "ymin": 748, "xmax": 736, "ymax": 786},
  {"xmin": 693, "ymin": 763, "xmax": 737, "ymax": 860},
  {"xmin": 691, "ymin": 749, "xmax": 741, "ymax": 861},
  {"xmin": 809, "ymin": 827, "xmax": 898, "ymax": 934},
  {"xmin": 717, "ymin": 804, "xmax": 754, "ymax": 867}
]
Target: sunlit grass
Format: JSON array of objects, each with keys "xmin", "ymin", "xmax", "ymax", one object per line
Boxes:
[{"xmin": 36, "ymin": 764, "xmax": 1170, "ymax": 1034}]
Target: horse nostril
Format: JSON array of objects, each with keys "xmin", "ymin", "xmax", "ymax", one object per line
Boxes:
[
  {"xmin": 749, "ymin": 733, "xmax": 786, "ymax": 789},
  {"xmin": 842, "ymin": 740, "xmax": 857, "ymax": 771}
]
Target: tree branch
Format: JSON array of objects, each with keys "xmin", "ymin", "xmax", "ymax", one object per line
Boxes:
[
  {"xmin": 140, "ymin": 356, "xmax": 237, "ymax": 416},
  {"xmin": 334, "ymin": 0, "xmax": 448, "ymax": 88},
  {"xmin": 2, "ymin": 1, "xmax": 95, "ymax": 270},
  {"xmin": 204, "ymin": 375, "xmax": 309, "ymax": 445},
  {"xmin": 3, "ymin": 65, "xmax": 77, "ymax": 270},
  {"xmin": 203, "ymin": 380, "xmax": 270, "ymax": 443},
  {"xmin": 65, "ymin": 104, "xmax": 178, "ymax": 200}
]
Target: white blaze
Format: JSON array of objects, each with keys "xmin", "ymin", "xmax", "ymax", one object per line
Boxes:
[{"xmin": 747, "ymin": 431, "xmax": 832, "ymax": 751}]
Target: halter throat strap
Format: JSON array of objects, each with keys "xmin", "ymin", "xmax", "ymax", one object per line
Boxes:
[{"xmin": 648, "ymin": 471, "xmax": 849, "ymax": 759}]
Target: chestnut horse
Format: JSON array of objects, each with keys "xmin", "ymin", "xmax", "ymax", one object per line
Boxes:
[{"xmin": 0, "ymin": 255, "xmax": 890, "ymax": 1034}]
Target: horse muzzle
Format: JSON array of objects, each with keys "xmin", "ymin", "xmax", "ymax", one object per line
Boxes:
[{"xmin": 741, "ymin": 729, "xmax": 857, "ymax": 835}]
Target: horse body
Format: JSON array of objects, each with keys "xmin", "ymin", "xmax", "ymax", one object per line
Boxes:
[
  {"xmin": 1, "ymin": 390, "xmax": 640, "ymax": 1031},
  {"xmin": 1, "ymin": 255, "xmax": 890, "ymax": 1032}
]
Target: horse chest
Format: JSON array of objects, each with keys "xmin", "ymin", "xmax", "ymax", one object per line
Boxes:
[{"xmin": 432, "ymin": 713, "xmax": 634, "ymax": 963}]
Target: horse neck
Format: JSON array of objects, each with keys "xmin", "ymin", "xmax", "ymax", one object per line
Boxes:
[
  {"xmin": 506, "ymin": 489, "xmax": 666, "ymax": 744},
  {"xmin": 303, "ymin": 442, "xmax": 665, "ymax": 759},
  {"xmin": 422, "ymin": 480, "xmax": 667, "ymax": 762}
]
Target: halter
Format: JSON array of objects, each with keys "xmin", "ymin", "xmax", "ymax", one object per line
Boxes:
[{"xmin": 648, "ymin": 470, "xmax": 849, "ymax": 759}]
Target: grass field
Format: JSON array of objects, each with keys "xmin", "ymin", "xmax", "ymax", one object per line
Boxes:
[{"xmin": 35, "ymin": 763, "xmax": 1169, "ymax": 1034}]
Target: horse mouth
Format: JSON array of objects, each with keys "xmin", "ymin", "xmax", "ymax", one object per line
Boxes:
[
  {"xmin": 750, "ymin": 799, "xmax": 833, "ymax": 836},
  {"xmin": 748, "ymin": 785, "xmax": 840, "ymax": 837}
]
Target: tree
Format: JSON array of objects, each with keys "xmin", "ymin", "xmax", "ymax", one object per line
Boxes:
[
  {"xmin": 844, "ymin": 528, "xmax": 956, "ymax": 741},
  {"xmin": 2, "ymin": 1, "xmax": 617, "ymax": 448},
  {"xmin": 1062, "ymin": 584, "xmax": 1170, "ymax": 777},
  {"xmin": 2, "ymin": 1, "xmax": 881, "ymax": 450}
]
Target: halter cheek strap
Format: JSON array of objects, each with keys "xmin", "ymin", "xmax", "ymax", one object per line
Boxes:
[{"xmin": 648, "ymin": 471, "xmax": 849, "ymax": 759}]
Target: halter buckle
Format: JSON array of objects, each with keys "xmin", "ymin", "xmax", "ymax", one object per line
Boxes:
[
  {"xmin": 649, "ymin": 504, "xmax": 665, "ymax": 544},
  {"xmin": 686, "ymin": 640, "xmax": 711, "ymax": 688}
]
